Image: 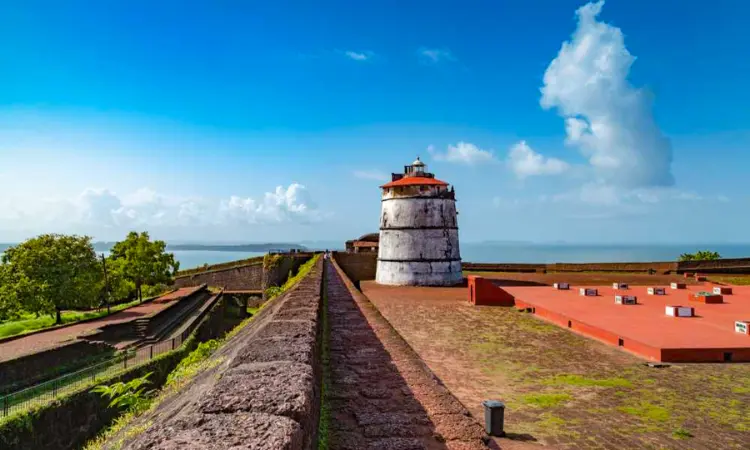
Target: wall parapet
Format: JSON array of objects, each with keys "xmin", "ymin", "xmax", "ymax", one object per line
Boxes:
[
  {"xmin": 173, "ymin": 253, "xmax": 314, "ymax": 292},
  {"xmin": 175, "ymin": 256, "xmax": 265, "ymax": 278},
  {"xmin": 336, "ymin": 253, "xmax": 750, "ymax": 282},
  {"xmin": 109, "ymin": 258, "xmax": 324, "ymax": 449}
]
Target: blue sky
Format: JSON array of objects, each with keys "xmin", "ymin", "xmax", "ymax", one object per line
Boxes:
[{"xmin": 1, "ymin": 0, "xmax": 748, "ymax": 244}]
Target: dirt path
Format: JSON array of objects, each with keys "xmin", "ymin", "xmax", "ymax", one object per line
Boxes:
[
  {"xmin": 326, "ymin": 260, "xmax": 495, "ymax": 450},
  {"xmin": 0, "ymin": 286, "xmax": 203, "ymax": 362}
]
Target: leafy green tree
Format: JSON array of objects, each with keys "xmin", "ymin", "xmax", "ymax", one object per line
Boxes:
[
  {"xmin": 1, "ymin": 234, "xmax": 103, "ymax": 323},
  {"xmin": 0, "ymin": 264, "xmax": 25, "ymax": 320},
  {"xmin": 678, "ymin": 250, "xmax": 722, "ymax": 261},
  {"xmin": 103, "ymin": 257, "xmax": 136, "ymax": 303},
  {"xmin": 109, "ymin": 232, "xmax": 179, "ymax": 302}
]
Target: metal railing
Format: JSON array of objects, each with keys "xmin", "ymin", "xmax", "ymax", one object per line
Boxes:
[{"xmin": 0, "ymin": 324, "xmax": 196, "ymax": 419}]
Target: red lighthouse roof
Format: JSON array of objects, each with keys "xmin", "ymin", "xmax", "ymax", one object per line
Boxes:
[{"xmin": 381, "ymin": 176, "xmax": 449, "ymax": 189}]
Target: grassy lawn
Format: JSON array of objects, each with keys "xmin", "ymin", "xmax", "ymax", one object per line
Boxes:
[
  {"xmin": 0, "ymin": 299, "xmax": 142, "ymax": 339},
  {"xmin": 464, "ymin": 311, "xmax": 750, "ymax": 448}
]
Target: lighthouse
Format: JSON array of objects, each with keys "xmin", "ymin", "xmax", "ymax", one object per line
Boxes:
[{"xmin": 376, "ymin": 157, "xmax": 462, "ymax": 286}]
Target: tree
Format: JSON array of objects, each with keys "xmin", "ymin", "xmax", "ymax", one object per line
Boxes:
[
  {"xmin": 109, "ymin": 232, "xmax": 179, "ymax": 302},
  {"xmin": 678, "ymin": 250, "xmax": 721, "ymax": 262},
  {"xmin": 0, "ymin": 264, "xmax": 25, "ymax": 320},
  {"xmin": 2, "ymin": 234, "xmax": 103, "ymax": 324}
]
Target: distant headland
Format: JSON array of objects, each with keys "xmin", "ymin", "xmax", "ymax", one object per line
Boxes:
[{"xmin": 0, "ymin": 242, "xmax": 307, "ymax": 254}]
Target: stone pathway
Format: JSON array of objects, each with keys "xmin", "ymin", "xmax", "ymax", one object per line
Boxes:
[{"xmin": 325, "ymin": 260, "xmax": 491, "ymax": 450}]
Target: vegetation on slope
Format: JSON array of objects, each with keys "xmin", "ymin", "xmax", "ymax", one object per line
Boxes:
[{"xmin": 265, "ymin": 254, "xmax": 319, "ymax": 300}]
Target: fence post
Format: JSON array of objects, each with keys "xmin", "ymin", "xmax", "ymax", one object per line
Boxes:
[
  {"xmin": 124, "ymin": 353, "xmax": 128, "ymax": 369},
  {"xmin": 52, "ymin": 379, "xmax": 58, "ymax": 398},
  {"xmin": 1, "ymin": 394, "xmax": 6, "ymax": 417},
  {"xmin": 172, "ymin": 338, "xmax": 175, "ymax": 350},
  {"xmin": 150, "ymin": 345, "xmax": 153, "ymax": 359}
]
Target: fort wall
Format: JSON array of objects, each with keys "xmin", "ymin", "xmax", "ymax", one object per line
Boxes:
[
  {"xmin": 337, "ymin": 253, "xmax": 750, "ymax": 282},
  {"xmin": 107, "ymin": 258, "xmax": 324, "ymax": 449},
  {"xmin": 172, "ymin": 253, "xmax": 314, "ymax": 292},
  {"xmin": 173, "ymin": 262, "xmax": 264, "ymax": 290},
  {"xmin": 333, "ymin": 251, "xmax": 378, "ymax": 283}
]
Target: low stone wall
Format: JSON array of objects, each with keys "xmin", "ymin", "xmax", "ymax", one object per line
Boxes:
[
  {"xmin": 462, "ymin": 262, "xmax": 544, "ymax": 273},
  {"xmin": 333, "ymin": 251, "xmax": 378, "ymax": 282},
  {"xmin": 677, "ymin": 257, "xmax": 750, "ymax": 274},
  {"xmin": 548, "ymin": 261, "xmax": 677, "ymax": 273},
  {"xmin": 0, "ymin": 340, "xmax": 114, "ymax": 393},
  {"xmin": 336, "ymin": 250, "xmax": 750, "ymax": 278}
]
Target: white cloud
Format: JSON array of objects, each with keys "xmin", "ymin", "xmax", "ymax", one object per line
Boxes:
[
  {"xmin": 220, "ymin": 184, "xmax": 317, "ymax": 224},
  {"xmin": 1, "ymin": 184, "xmax": 321, "ymax": 233},
  {"xmin": 674, "ymin": 192, "xmax": 703, "ymax": 201},
  {"xmin": 429, "ymin": 142, "xmax": 494, "ymax": 165},
  {"xmin": 540, "ymin": 0, "xmax": 674, "ymax": 188},
  {"xmin": 353, "ymin": 169, "xmax": 388, "ymax": 181},
  {"xmin": 507, "ymin": 141, "xmax": 569, "ymax": 179},
  {"xmin": 418, "ymin": 48, "xmax": 455, "ymax": 63},
  {"xmin": 344, "ymin": 50, "xmax": 373, "ymax": 61}
]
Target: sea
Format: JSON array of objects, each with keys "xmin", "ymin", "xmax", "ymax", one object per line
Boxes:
[
  {"xmin": 139, "ymin": 243, "xmax": 750, "ymax": 270},
  {"xmin": 3, "ymin": 244, "xmax": 750, "ymax": 271}
]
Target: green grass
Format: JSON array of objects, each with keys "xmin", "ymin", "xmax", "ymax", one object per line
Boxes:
[
  {"xmin": 710, "ymin": 276, "xmax": 750, "ymax": 286},
  {"xmin": 317, "ymin": 263, "xmax": 331, "ymax": 450},
  {"xmin": 543, "ymin": 374, "xmax": 633, "ymax": 388},
  {"xmin": 672, "ymin": 427, "xmax": 693, "ymax": 439},
  {"xmin": 619, "ymin": 401, "xmax": 670, "ymax": 422},
  {"xmin": 165, "ymin": 340, "xmax": 221, "ymax": 389},
  {"xmin": 0, "ymin": 299, "xmax": 143, "ymax": 339},
  {"xmin": 246, "ymin": 306, "xmax": 260, "ymax": 316},
  {"xmin": 520, "ymin": 393, "xmax": 572, "ymax": 408}
]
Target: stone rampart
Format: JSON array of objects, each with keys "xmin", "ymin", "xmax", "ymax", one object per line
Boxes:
[
  {"xmin": 173, "ymin": 254, "xmax": 314, "ymax": 292},
  {"xmin": 338, "ymin": 254, "xmax": 750, "ymax": 282},
  {"xmin": 173, "ymin": 262, "xmax": 264, "ymax": 290},
  {"xmin": 115, "ymin": 258, "xmax": 324, "ymax": 449},
  {"xmin": 175, "ymin": 256, "xmax": 265, "ymax": 277}
]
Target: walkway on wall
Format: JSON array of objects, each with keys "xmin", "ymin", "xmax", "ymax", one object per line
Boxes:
[{"xmin": 325, "ymin": 260, "xmax": 490, "ymax": 449}]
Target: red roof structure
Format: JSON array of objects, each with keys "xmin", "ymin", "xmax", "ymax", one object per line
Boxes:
[{"xmin": 381, "ymin": 177, "xmax": 449, "ymax": 189}]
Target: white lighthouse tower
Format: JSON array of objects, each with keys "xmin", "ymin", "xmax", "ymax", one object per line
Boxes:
[{"xmin": 376, "ymin": 157, "xmax": 462, "ymax": 286}]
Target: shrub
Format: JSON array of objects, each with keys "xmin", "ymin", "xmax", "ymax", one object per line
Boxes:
[
  {"xmin": 678, "ymin": 250, "xmax": 721, "ymax": 261},
  {"xmin": 92, "ymin": 372, "xmax": 155, "ymax": 414}
]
